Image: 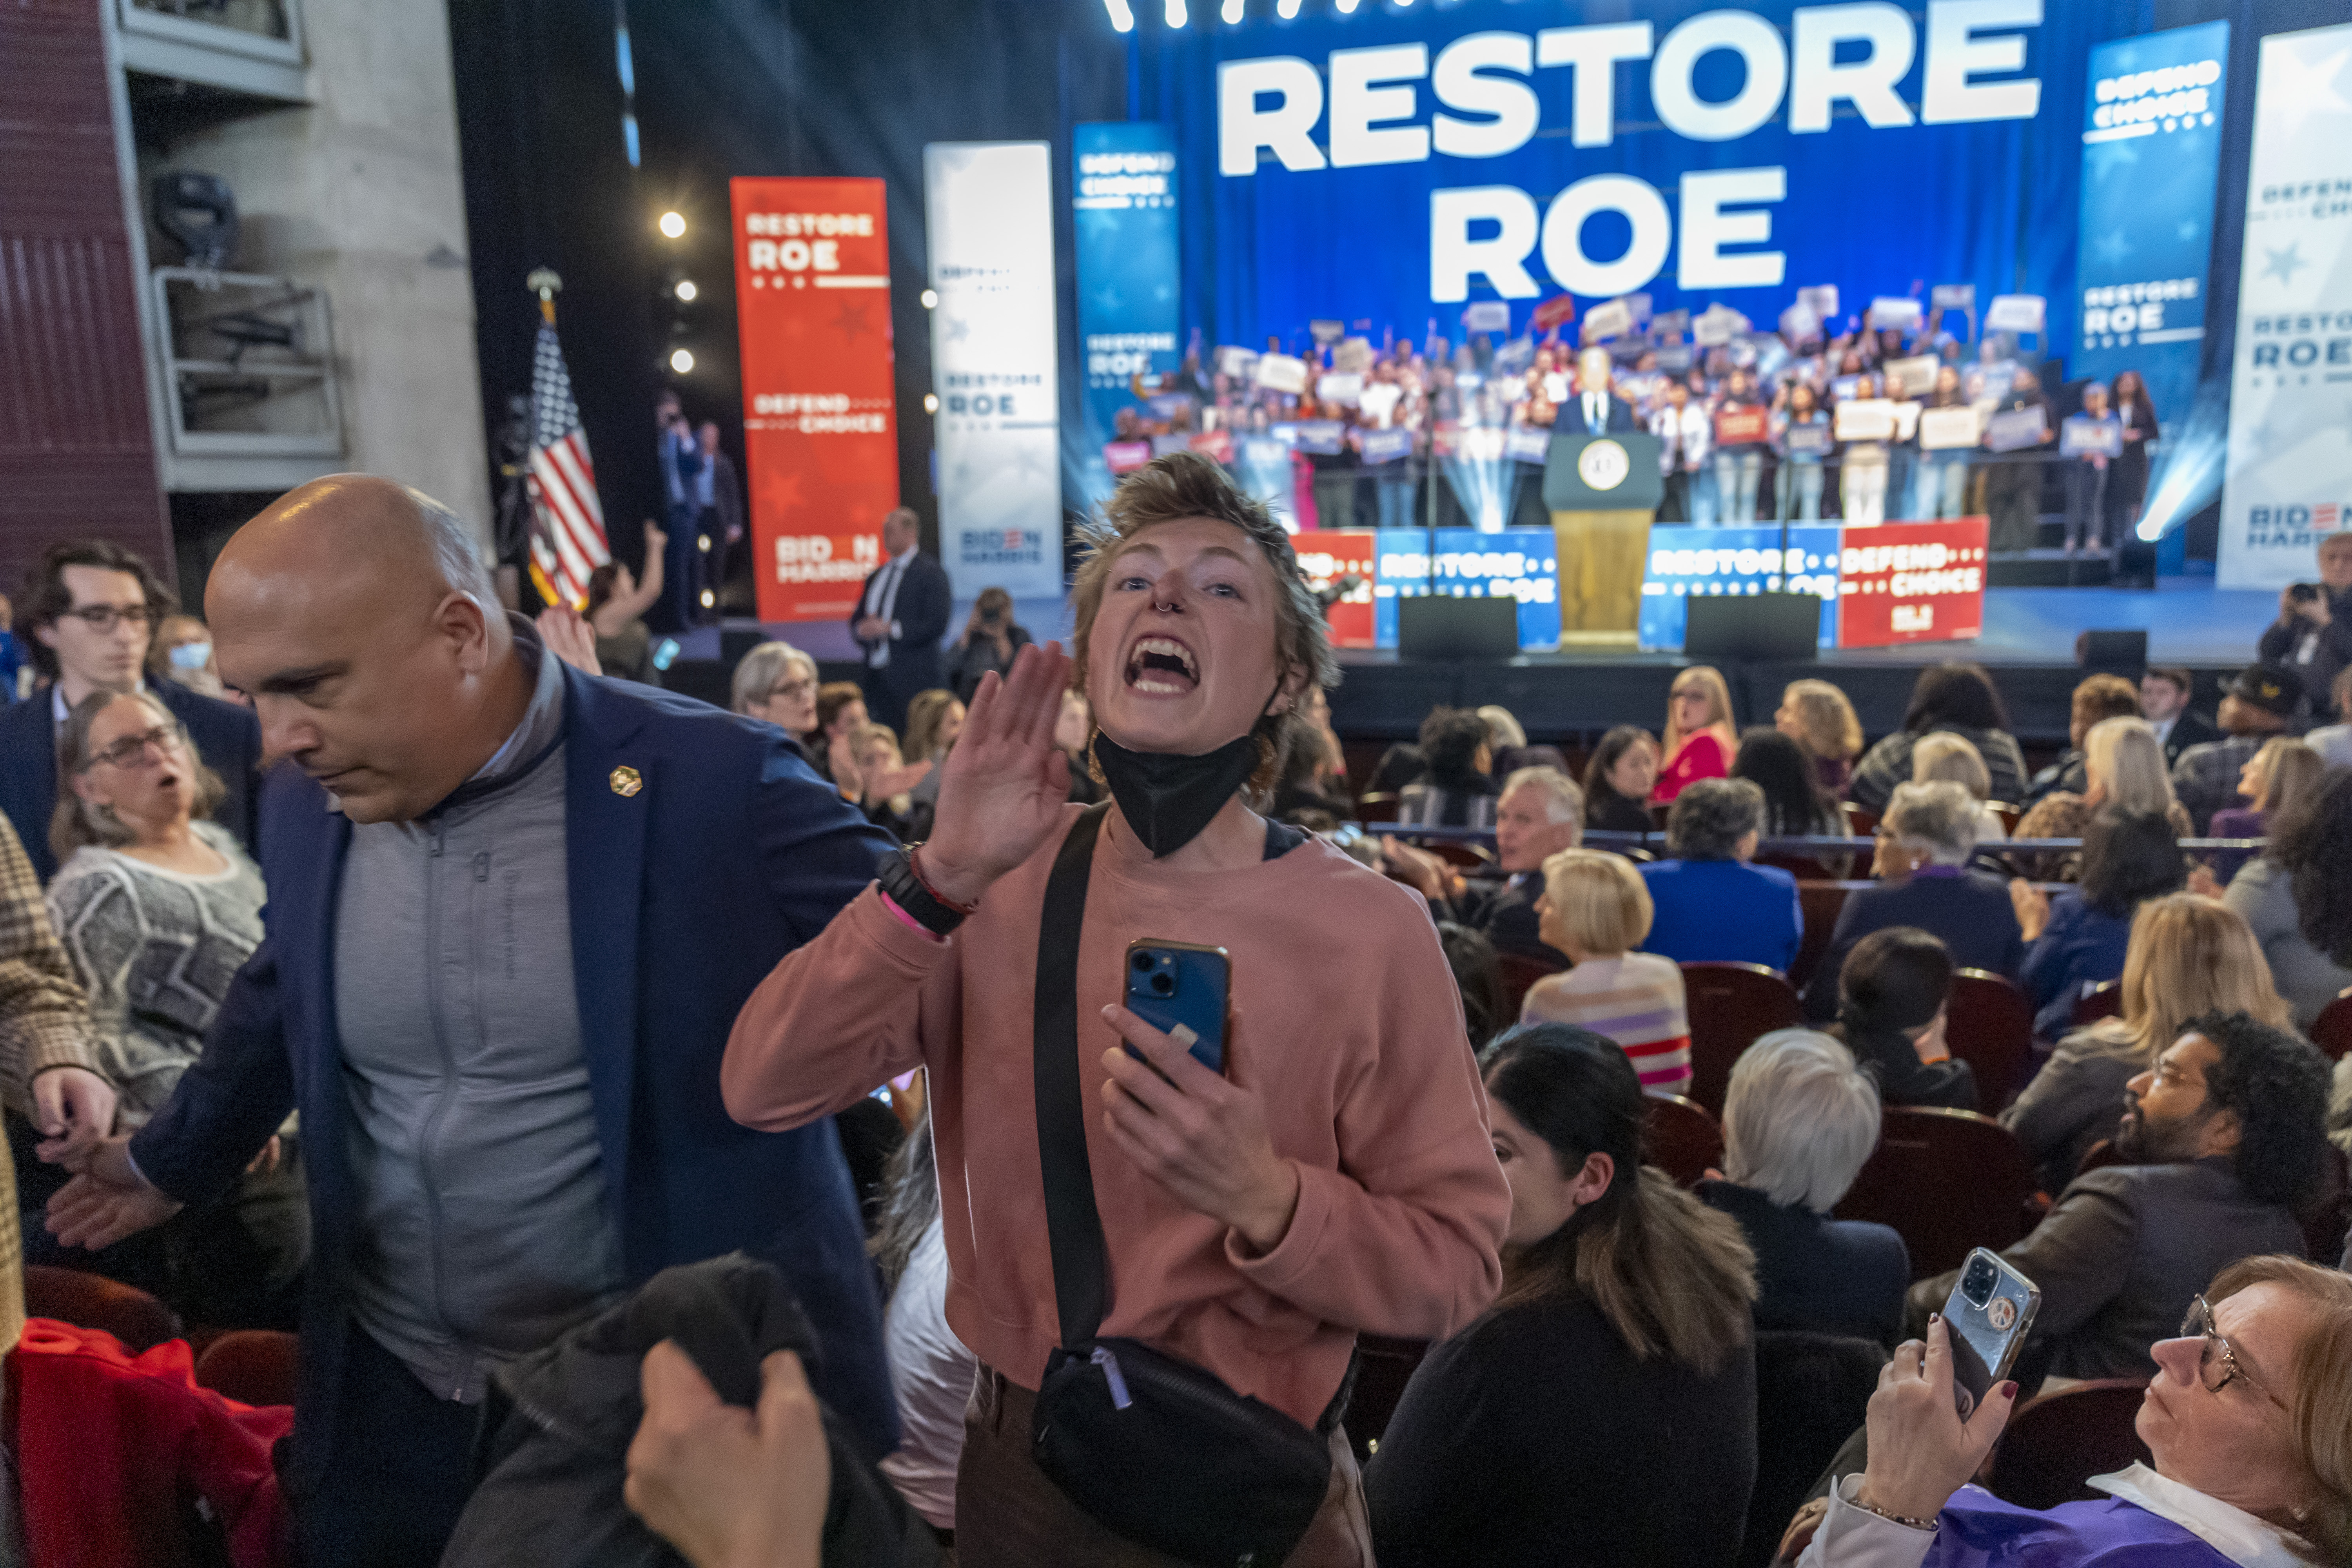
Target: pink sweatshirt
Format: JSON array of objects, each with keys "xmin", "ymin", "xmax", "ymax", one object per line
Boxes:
[{"xmin": 724, "ymin": 807, "xmax": 1510, "ymax": 1429}]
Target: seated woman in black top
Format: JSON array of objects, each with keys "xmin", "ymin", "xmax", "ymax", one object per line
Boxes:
[
  {"xmin": 1830, "ymin": 926, "xmax": 1978, "ymax": 1110},
  {"xmin": 1697, "ymin": 1028, "xmax": 1909, "ymax": 1345},
  {"xmin": 1733, "ymin": 725, "xmax": 1849, "ymax": 875},
  {"xmin": 1582, "ymin": 723, "xmax": 1661, "ymax": 835},
  {"xmin": 1367, "ymin": 1024, "xmax": 1759, "ymax": 1568}
]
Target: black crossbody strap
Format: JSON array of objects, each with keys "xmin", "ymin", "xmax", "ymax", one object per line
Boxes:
[{"xmin": 1034, "ymin": 803, "xmax": 1114, "ymax": 1348}]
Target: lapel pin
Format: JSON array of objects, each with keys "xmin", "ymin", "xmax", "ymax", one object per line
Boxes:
[{"xmin": 609, "ymin": 765, "xmax": 643, "ymax": 798}]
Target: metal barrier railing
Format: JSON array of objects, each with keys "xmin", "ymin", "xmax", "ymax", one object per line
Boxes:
[{"xmin": 1365, "ymin": 825, "xmax": 2268, "ymax": 857}]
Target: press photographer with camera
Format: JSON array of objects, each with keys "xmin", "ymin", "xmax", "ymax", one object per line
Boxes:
[
  {"xmin": 717, "ymin": 452, "xmax": 1509, "ymax": 1567},
  {"xmin": 946, "ymin": 586, "xmax": 1033, "ymax": 705},
  {"xmin": 2255, "ymin": 532, "xmax": 2352, "ymax": 714}
]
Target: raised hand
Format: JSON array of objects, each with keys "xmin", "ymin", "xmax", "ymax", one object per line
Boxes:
[
  {"xmin": 47, "ymin": 1136, "xmax": 182, "ymax": 1251},
  {"xmin": 30, "ymin": 1065, "xmax": 116, "ymax": 1165},
  {"xmin": 1856, "ymin": 1316, "xmax": 2017, "ymax": 1524},
  {"xmin": 537, "ymin": 605, "xmax": 603, "ymax": 677},
  {"xmin": 919, "ymin": 641, "xmax": 1076, "ymax": 907}
]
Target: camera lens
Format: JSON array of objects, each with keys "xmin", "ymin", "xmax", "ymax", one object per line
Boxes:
[
  {"xmin": 1962, "ymin": 1259, "xmax": 1994, "ymax": 1308},
  {"xmin": 1150, "ymin": 973, "xmax": 1175, "ymax": 996},
  {"xmin": 1132, "ymin": 952, "xmax": 1154, "ymax": 972}
]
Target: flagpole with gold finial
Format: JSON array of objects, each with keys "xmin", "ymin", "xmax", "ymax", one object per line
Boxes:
[{"xmin": 524, "ymin": 268, "xmax": 566, "ymax": 608}]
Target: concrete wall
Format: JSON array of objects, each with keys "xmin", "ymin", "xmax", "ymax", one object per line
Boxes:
[{"xmin": 142, "ymin": 0, "xmax": 492, "ymax": 539}]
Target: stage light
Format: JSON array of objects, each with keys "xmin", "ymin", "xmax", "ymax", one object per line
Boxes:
[
  {"xmin": 701, "ymin": 589, "xmax": 716, "ymax": 608},
  {"xmin": 924, "ymin": 393, "xmax": 940, "ymax": 413},
  {"xmin": 1276, "ymin": 0, "xmax": 1299, "ymax": 15},
  {"xmin": 674, "ymin": 279, "xmax": 697, "ymax": 302},
  {"xmin": 2133, "ymin": 380, "xmax": 2231, "ymax": 543},
  {"xmin": 920, "ymin": 288, "xmax": 939, "ymax": 309},
  {"xmin": 1102, "ymin": 0, "xmax": 1134, "ymax": 30},
  {"xmin": 1220, "ymin": 0, "xmax": 1241, "ymax": 21},
  {"xmin": 658, "ymin": 211, "xmax": 686, "ymax": 239},
  {"xmin": 1165, "ymin": 0, "xmax": 1185, "ymax": 26},
  {"xmin": 1334, "ymin": 0, "xmax": 1359, "ymax": 13},
  {"xmin": 670, "ymin": 347, "xmax": 694, "ymax": 373}
]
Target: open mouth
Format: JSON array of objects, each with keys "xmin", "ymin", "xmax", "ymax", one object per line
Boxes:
[
  {"xmin": 1123, "ymin": 635, "xmax": 1199, "ymax": 695},
  {"xmin": 154, "ymin": 770, "xmax": 181, "ymax": 792}
]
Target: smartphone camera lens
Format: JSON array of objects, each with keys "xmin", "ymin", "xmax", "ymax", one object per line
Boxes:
[
  {"xmin": 1132, "ymin": 952, "xmax": 1154, "ymax": 973},
  {"xmin": 1149, "ymin": 971, "xmax": 1175, "ymax": 996},
  {"xmin": 1961, "ymin": 1258, "xmax": 1995, "ymax": 1309}
]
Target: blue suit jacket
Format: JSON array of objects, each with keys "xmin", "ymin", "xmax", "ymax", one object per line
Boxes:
[
  {"xmin": 1639, "ymin": 858, "xmax": 1804, "ymax": 973},
  {"xmin": 0, "ymin": 679, "xmax": 262, "ymax": 882},
  {"xmin": 128, "ymin": 666, "xmax": 900, "ymax": 1480}
]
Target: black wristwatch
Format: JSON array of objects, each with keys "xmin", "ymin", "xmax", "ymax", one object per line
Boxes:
[{"xmin": 878, "ymin": 847, "xmax": 965, "ymax": 936}]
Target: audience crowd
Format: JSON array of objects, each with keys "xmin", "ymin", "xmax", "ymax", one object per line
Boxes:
[{"xmin": 0, "ymin": 455, "xmax": 2345, "ymax": 1568}]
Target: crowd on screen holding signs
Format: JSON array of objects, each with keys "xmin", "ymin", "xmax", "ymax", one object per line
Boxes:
[{"xmin": 1099, "ymin": 287, "xmax": 2159, "ymax": 555}]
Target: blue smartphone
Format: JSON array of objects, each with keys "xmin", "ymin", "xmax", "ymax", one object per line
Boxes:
[
  {"xmin": 1942, "ymin": 1249, "xmax": 2042, "ymax": 1418},
  {"xmin": 1123, "ymin": 940, "xmax": 1229, "ymax": 1075}
]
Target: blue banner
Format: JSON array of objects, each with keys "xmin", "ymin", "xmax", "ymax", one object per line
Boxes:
[
  {"xmin": 1636, "ymin": 526, "xmax": 1841, "ymax": 650},
  {"xmin": 2073, "ymin": 21, "xmax": 2229, "ymax": 437},
  {"xmin": 1075, "ymin": 122, "xmax": 1182, "ymax": 503},
  {"xmin": 1373, "ymin": 528, "xmax": 1559, "ymax": 648},
  {"xmin": 1122, "ymin": 3, "xmax": 2117, "ymax": 359}
]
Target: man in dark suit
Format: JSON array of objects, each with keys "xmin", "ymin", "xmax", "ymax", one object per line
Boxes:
[
  {"xmin": 850, "ymin": 506, "xmax": 950, "ymax": 733},
  {"xmin": 698, "ymin": 419, "xmax": 751, "ymax": 613},
  {"xmin": 0, "ymin": 541, "xmax": 260, "ymax": 882},
  {"xmin": 1904, "ymin": 1012, "xmax": 2324, "ymax": 1389},
  {"xmin": 1449, "ymin": 766, "xmax": 1583, "ymax": 962},
  {"xmin": 1566, "ymin": 346, "xmax": 1638, "ymax": 435},
  {"xmin": 2141, "ymin": 665, "xmax": 2220, "ymax": 768},
  {"xmin": 48, "ymin": 477, "xmax": 896, "ymax": 1568}
]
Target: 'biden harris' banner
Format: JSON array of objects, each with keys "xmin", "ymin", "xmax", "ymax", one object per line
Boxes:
[
  {"xmin": 1125, "ymin": 2, "xmax": 2115, "ymax": 353},
  {"xmin": 2072, "ymin": 22, "xmax": 2229, "ymax": 437},
  {"xmin": 1076, "ymin": 123, "xmax": 1183, "ymax": 505}
]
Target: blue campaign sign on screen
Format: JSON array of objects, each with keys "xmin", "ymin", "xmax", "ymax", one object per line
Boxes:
[
  {"xmin": 1374, "ymin": 528, "xmax": 1559, "ymax": 648},
  {"xmin": 1637, "ymin": 526, "xmax": 1840, "ymax": 650},
  {"xmin": 2073, "ymin": 22, "xmax": 2228, "ymax": 434},
  {"xmin": 1129, "ymin": 2, "xmax": 2110, "ymax": 356},
  {"xmin": 1074, "ymin": 122, "xmax": 1182, "ymax": 503}
]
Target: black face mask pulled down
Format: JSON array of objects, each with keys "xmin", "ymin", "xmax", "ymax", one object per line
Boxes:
[{"xmin": 1091, "ymin": 729, "xmax": 1261, "ymax": 858}]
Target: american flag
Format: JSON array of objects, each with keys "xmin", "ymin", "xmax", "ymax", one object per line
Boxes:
[{"xmin": 525, "ymin": 320, "xmax": 610, "ymax": 609}]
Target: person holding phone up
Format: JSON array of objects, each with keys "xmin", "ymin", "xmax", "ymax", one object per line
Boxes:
[{"xmin": 716, "ymin": 452, "xmax": 1510, "ymax": 1568}]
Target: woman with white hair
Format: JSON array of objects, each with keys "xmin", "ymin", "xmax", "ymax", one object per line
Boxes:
[
  {"xmin": 1699, "ymin": 1029, "xmax": 1909, "ymax": 1345},
  {"xmin": 730, "ymin": 639, "xmax": 821, "ymax": 754},
  {"xmin": 1801, "ymin": 781, "xmax": 2024, "ymax": 1023},
  {"xmin": 1908, "ymin": 731, "xmax": 2006, "ymax": 843}
]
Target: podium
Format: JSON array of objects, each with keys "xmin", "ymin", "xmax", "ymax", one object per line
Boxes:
[{"xmin": 1543, "ymin": 432, "xmax": 1664, "ymax": 642}]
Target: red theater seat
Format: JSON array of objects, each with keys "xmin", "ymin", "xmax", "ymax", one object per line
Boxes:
[
  {"xmin": 1645, "ymin": 1094, "xmax": 1723, "ymax": 1187},
  {"xmin": 1681, "ymin": 962, "xmax": 1801, "ymax": 1116},
  {"xmin": 1495, "ymin": 951, "xmax": 1566, "ymax": 1020},
  {"xmin": 1836, "ymin": 1108, "xmax": 2037, "ymax": 1279},
  {"xmin": 2073, "ymin": 980, "xmax": 2123, "ymax": 1028},
  {"xmin": 2311, "ymin": 993, "xmax": 2352, "ymax": 1062},
  {"xmin": 195, "ymin": 1330, "xmax": 301, "ymax": 1409},
  {"xmin": 23, "ymin": 1265, "xmax": 182, "ymax": 1354},
  {"xmin": 1983, "ymin": 1380, "xmax": 2152, "ymax": 1511},
  {"xmin": 1947, "ymin": 969, "xmax": 2034, "ymax": 1108},
  {"xmin": 1356, "ymin": 791, "xmax": 1401, "ymax": 824},
  {"xmin": 1793, "ymin": 881, "xmax": 1857, "ymax": 991}
]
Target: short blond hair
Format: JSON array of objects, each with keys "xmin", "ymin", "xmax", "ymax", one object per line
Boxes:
[
  {"xmin": 1782, "ymin": 679, "xmax": 1863, "ymax": 762},
  {"xmin": 2083, "ymin": 716, "xmax": 2176, "ymax": 815},
  {"xmin": 2207, "ymin": 1255, "xmax": 2352, "ymax": 1563},
  {"xmin": 1539, "ymin": 848, "xmax": 1651, "ymax": 957},
  {"xmin": 1911, "ymin": 731, "xmax": 1990, "ymax": 800}
]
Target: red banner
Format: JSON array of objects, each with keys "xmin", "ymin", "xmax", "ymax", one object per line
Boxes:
[
  {"xmin": 1292, "ymin": 530, "xmax": 1379, "ymax": 649},
  {"xmin": 1834, "ymin": 517, "xmax": 1989, "ymax": 648},
  {"xmin": 731, "ymin": 176, "xmax": 897, "ymax": 622},
  {"xmin": 1713, "ymin": 406, "xmax": 1768, "ymax": 446}
]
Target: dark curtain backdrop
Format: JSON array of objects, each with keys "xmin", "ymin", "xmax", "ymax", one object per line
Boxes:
[
  {"xmin": 448, "ymin": 0, "xmax": 2344, "ymax": 573},
  {"xmin": 448, "ymin": 0, "xmax": 1124, "ymax": 574}
]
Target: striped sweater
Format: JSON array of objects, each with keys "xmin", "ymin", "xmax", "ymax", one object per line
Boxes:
[{"xmin": 1519, "ymin": 952, "xmax": 1693, "ymax": 1096}]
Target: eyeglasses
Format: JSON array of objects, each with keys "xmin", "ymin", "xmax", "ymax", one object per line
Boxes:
[
  {"xmin": 61, "ymin": 604, "xmax": 156, "ymax": 633},
  {"xmin": 765, "ymin": 679, "xmax": 817, "ymax": 702},
  {"xmin": 82, "ymin": 724, "xmax": 185, "ymax": 771},
  {"xmin": 2180, "ymin": 1295, "xmax": 2280, "ymax": 1405}
]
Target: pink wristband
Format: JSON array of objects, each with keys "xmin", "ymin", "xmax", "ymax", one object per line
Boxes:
[{"xmin": 879, "ymin": 889, "xmax": 948, "ymax": 943}]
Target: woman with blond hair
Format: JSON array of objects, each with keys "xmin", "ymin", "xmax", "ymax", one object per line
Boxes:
[
  {"xmin": 2000, "ymin": 893, "xmax": 2291, "ymax": 1190},
  {"xmin": 1909, "ymin": 731, "xmax": 2007, "ymax": 843},
  {"xmin": 1777, "ymin": 679, "xmax": 1864, "ymax": 797},
  {"xmin": 1520, "ymin": 849, "xmax": 1692, "ymax": 1096},
  {"xmin": 2014, "ymin": 716, "xmax": 2193, "ymax": 880},
  {"xmin": 1652, "ymin": 664, "xmax": 1738, "ymax": 806},
  {"xmin": 2207, "ymin": 737, "xmax": 2323, "ymax": 880}
]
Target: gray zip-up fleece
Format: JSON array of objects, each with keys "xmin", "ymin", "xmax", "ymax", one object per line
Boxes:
[{"xmin": 334, "ymin": 642, "xmax": 623, "ymax": 1401}]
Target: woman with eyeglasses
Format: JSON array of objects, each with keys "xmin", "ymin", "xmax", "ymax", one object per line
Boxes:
[
  {"xmin": 729, "ymin": 640, "xmax": 822, "ymax": 753},
  {"xmin": 38, "ymin": 689, "xmax": 303, "ymax": 1328},
  {"xmin": 1785, "ymin": 1255, "xmax": 2352, "ymax": 1567}
]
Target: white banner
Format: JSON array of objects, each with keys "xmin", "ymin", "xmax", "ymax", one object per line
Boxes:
[
  {"xmin": 2218, "ymin": 24, "xmax": 2352, "ymax": 589},
  {"xmin": 925, "ymin": 142, "xmax": 1063, "ymax": 600}
]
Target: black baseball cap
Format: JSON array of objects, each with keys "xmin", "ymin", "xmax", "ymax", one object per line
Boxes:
[{"xmin": 2225, "ymin": 662, "xmax": 2304, "ymax": 717}]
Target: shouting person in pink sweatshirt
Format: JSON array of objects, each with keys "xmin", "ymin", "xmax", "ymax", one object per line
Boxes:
[{"xmin": 718, "ymin": 451, "xmax": 1508, "ymax": 1568}]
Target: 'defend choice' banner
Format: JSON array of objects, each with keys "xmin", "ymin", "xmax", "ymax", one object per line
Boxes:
[
  {"xmin": 1139, "ymin": 2, "xmax": 2106, "ymax": 351},
  {"xmin": 2073, "ymin": 22, "xmax": 2229, "ymax": 433},
  {"xmin": 2218, "ymin": 24, "xmax": 2352, "ymax": 590},
  {"xmin": 1076, "ymin": 123, "xmax": 1182, "ymax": 505},
  {"xmin": 731, "ymin": 176, "xmax": 896, "ymax": 622},
  {"xmin": 926, "ymin": 142, "xmax": 1065, "ymax": 602}
]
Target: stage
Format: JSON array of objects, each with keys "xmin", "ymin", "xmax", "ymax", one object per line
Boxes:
[{"xmin": 662, "ymin": 577, "xmax": 2267, "ymax": 748}]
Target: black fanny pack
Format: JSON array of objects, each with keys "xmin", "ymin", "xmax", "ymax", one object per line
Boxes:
[{"xmin": 1027, "ymin": 804, "xmax": 1335, "ymax": 1568}]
